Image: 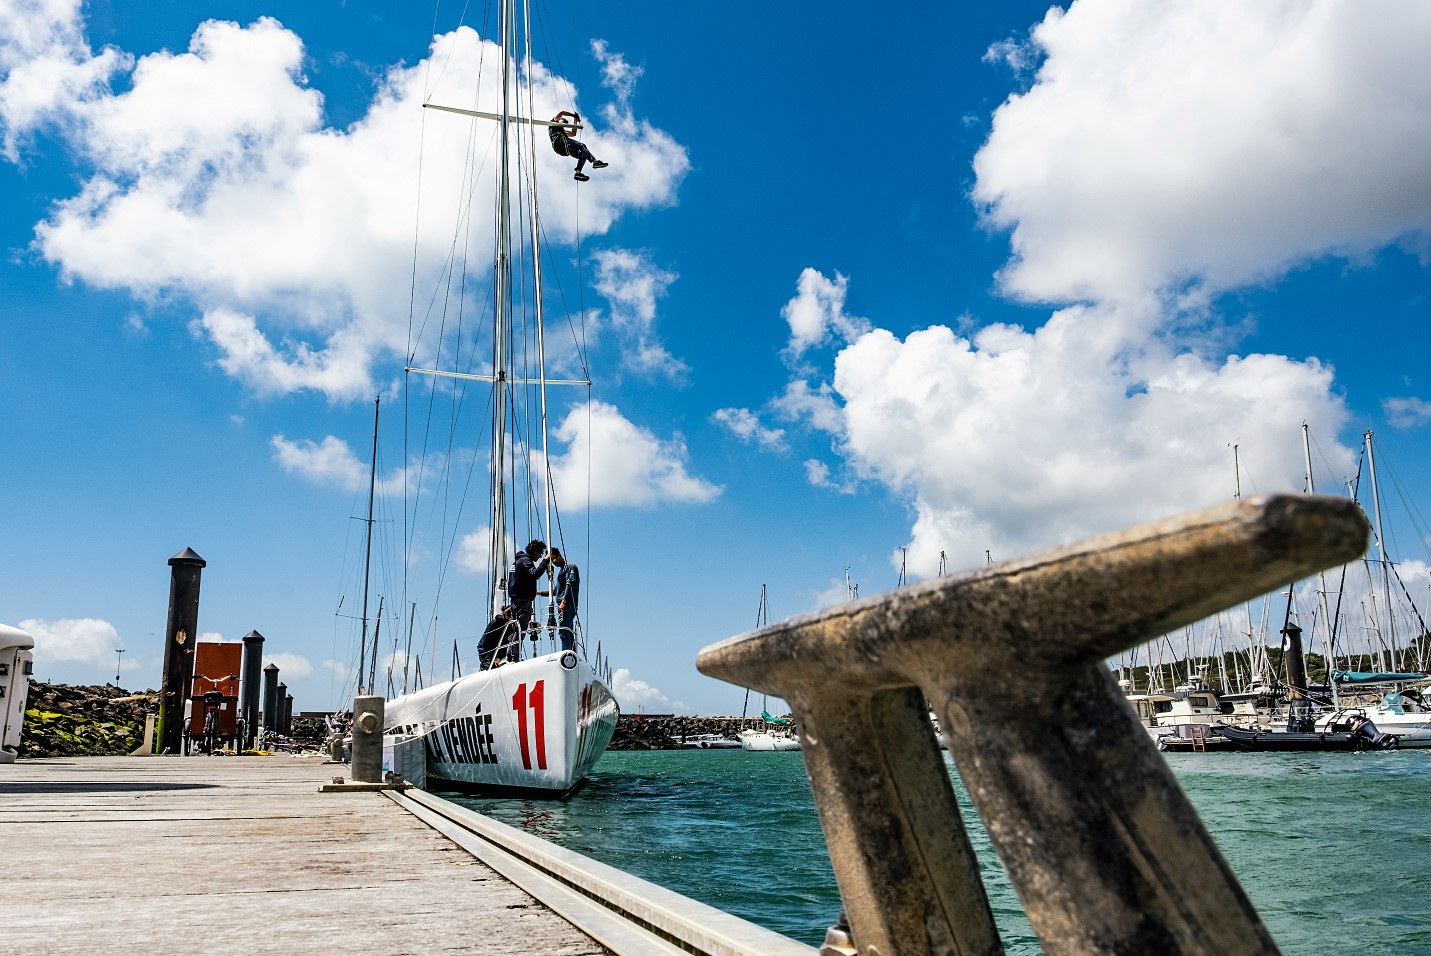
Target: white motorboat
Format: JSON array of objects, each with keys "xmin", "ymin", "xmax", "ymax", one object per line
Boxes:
[
  {"xmin": 1314, "ymin": 684, "xmax": 1431, "ymax": 748},
  {"xmin": 681, "ymin": 733, "xmax": 740, "ymax": 750},
  {"xmin": 1121, "ymin": 684, "xmax": 1179, "ymax": 742}
]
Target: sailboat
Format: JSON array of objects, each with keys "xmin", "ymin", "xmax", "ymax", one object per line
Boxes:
[
  {"xmin": 376, "ymin": 0, "xmax": 618, "ymax": 796},
  {"xmin": 1186, "ymin": 427, "xmax": 1425, "ymax": 752},
  {"xmin": 1307, "ymin": 428, "xmax": 1431, "ymax": 747},
  {"xmin": 737, "ymin": 586, "xmax": 801, "ymax": 752}
]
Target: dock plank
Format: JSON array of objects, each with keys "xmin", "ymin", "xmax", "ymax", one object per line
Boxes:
[{"xmin": 0, "ymin": 756, "xmax": 609, "ymax": 955}]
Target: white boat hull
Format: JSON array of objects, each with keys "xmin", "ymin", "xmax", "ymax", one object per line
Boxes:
[
  {"xmin": 1317, "ymin": 710, "xmax": 1431, "ymax": 747},
  {"xmin": 384, "ymin": 650, "xmax": 618, "ymax": 796},
  {"xmin": 740, "ymin": 730, "xmax": 801, "ymax": 752}
]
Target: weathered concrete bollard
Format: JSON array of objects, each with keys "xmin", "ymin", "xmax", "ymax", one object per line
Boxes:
[
  {"xmin": 698, "ymin": 495, "xmax": 1369, "ymax": 956},
  {"xmin": 349, "ymin": 695, "xmax": 384, "ymax": 783}
]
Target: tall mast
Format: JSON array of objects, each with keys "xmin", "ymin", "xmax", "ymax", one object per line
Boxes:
[
  {"xmin": 1364, "ymin": 429, "xmax": 1399, "ymax": 667},
  {"xmin": 1302, "ymin": 422, "xmax": 1338, "ymax": 707},
  {"xmin": 520, "ymin": 0, "xmax": 555, "ymax": 575},
  {"xmin": 357, "ymin": 395, "xmax": 380, "ymax": 694},
  {"xmin": 488, "ymin": 0, "xmax": 515, "ymax": 621},
  {"xmin": 742, "ymin": 585, "xmax": 767, "ymax": 719},
  {"xmin": 1232, "ymin": 443, "xmax": 1262, "ymax": 688}
]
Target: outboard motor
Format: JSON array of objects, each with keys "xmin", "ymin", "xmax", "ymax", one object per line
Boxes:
[{"xmin": 1348, "ymin": 716, "xmax": 1398, "ymax": 751}]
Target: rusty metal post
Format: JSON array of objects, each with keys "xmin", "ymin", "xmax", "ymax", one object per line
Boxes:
[
  {"xmin": 262, "ymin": 664, "xmax": 279, "ymax": 734},
  {"xmin": 156, "ymin": 547, "xmax": 206, "ymax": 755},
  {"xmin": 240, "ymin": 630, "xmax": 264, "ymax": 749},
  {"xmin": 349, "ymin": 695, "xmax": 384, "ymax": 783},
  {"xmin": 283, "ymin": 694, "xmax": 294, "ymax": 734},
  {"xmin": 698, "ymin": 496, "xmax": 1368, "ymax": 956}
]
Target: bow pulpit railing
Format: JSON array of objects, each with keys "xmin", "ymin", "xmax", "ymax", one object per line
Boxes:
[{"xmin": 697, "ymin": 496, "xmax": 1369, "ymax": 956}]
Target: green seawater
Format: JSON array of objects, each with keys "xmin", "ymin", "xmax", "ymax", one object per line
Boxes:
[{"xmin": 448, "ymin": 749, "xmax": 1431, "ymax": 954}]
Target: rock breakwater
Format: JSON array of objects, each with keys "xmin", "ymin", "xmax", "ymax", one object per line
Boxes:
[
  {"xmin": 20, "ymin": 682, "xmax": 157, "ymax": 758},
  {"xmin": 608, "ymin": 715, "xmax": 795, "ymax": 750}
]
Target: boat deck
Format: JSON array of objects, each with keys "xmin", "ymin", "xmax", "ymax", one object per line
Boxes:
[{"xmin": 1, "ymin": 755, "xmax": 607, "ymax": 954}]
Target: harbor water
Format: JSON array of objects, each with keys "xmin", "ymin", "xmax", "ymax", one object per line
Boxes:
[{"xmin": 449, "ymin": 748, "xmax": 1431, "ymax": 954}]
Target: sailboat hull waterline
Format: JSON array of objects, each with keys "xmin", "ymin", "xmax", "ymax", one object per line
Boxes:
[{"xmin": 384, "ymin": 651, "xmax": 618, "ymax": 797}]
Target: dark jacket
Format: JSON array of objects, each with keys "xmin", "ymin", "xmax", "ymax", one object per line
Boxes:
[
  {"xmin": 507, "ymin": 551, "xmax": 549, "ymax": 602},
  {"xmin": 478, "ymin": 614, "xmax": 515, "ymax": 664},
  {"xmin": 556, "ymin": 564, "xmax": 580, "ymax": 614}
]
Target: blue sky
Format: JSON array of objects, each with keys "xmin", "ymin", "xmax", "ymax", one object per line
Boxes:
[{"xmin": 3, "ymin": 0, "xmax": 1429, "ymax": 715}]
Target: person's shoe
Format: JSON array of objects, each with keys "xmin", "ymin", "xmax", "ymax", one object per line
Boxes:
[
  {"xmin": 574, "ymin": 172, "xmax": 590, "ymax": 181},
  {"xmin": 592, "ymin": 160, "xmax": 609, "ymax": 169}
]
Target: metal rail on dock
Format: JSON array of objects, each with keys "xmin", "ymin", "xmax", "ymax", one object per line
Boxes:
[{"xmin": 388, "ymin": 787, "xmax": 816, "ymax": 956}]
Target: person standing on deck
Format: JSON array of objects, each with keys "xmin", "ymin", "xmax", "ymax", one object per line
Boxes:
[
  {"xmin": 478, "ymin": 605, "xmax": 517, "ymax": 669},
  {"xmin": 549, "ymin": 111, "xmax": 609, "ymax": 182},
  {"xmin": 507, "ymin": 539, "xmax": 550, "ymax": 650},
  {"xmin": 549, "ymin": 547, "xmax": 580, "ymax": 652}
]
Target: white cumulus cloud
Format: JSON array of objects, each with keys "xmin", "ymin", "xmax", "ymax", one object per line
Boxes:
[
  {"xmin": 757, "ymin": 3, "xmax": 1426, "ymax": 582},
  {"xmin": 264, "ymin": 652, "xmax": 313, "ymax": 681},
  {"xmin": 1383, "ymin": 397, "xmax": 1431, "ymax": 429},
  {"xmin": 610, "ymin": 667, "xmax": 685, "ymax": 714},
  {"xmin": 14, "ymin": 15, "xmax": 688, "ymax": 401},
  {"xmin": 973, "ymin": 0, "xmax": 1431, "ymax": 305},
  {"xmin": 455, "ymin": 524, "xmax": 515, "ymax": 575},
  {"xmin": 271, "ymin": 434, "xmax": 369, "ymax": 491},
  {"xmin": 803, "ymin": 459, "xmax": 832, "ymax": 487},
  {"xmin": 833, "ymin": 303, "xmax": 1353, "ymax": 575},
  {"xmin": 782, "ymin": 268, "xmax": 869, "ymax": 362},
  {"xmin": 711, "ymin": 407, "xmax": 786, "ymax": 450},
  {"xmin": 591, "ymin": 248, "xmax": 685, "ymax": 379},
  {"xmin": 270, "ymin": 432, "xmax": 424, "ymax": 496},
  {"xmin": 549, "ymin": 400, "xmax": 720, "ymax": 508},
  {"xmin": 19, "ymin": 616, "xmax": 121, "ymax": 665},
  {"xmin": 0, "ymin": 0, "xmax": 128, "ymax": 159}
]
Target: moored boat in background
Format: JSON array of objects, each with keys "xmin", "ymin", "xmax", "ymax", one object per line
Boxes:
[{"xmin": 681, "ymin": 732, "xmax": 741, "ymax": 749}]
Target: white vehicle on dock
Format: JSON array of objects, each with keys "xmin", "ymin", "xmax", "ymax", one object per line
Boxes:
[{"xmin": 1, "ymin": 623, "xmax": 35, "ymax": 763}]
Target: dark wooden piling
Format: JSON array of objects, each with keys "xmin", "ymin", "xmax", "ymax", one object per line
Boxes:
[{"xmin": 156, "ymin": 547, "xmax": 205, "ymax": 755}]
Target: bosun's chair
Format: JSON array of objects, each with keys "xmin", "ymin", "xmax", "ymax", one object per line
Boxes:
[{"xmin": 698, "ymin": 496, "xmax": 1368, "ymax": 956}]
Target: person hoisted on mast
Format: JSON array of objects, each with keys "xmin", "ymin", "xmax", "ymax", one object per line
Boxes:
[{"xmin": 549, "ymin": 111, "xmax": 609, "ymax": 181}]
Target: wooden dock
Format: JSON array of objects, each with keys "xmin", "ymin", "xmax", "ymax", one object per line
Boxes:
[{"xmin": 1, "ymin": 755, "xmax": 608, "ymax": 954}]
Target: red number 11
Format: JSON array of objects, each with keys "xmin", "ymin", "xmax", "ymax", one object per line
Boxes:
[{"xmin": 512, "ymin": 680, "xmax": 547, "ymax": 770}]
